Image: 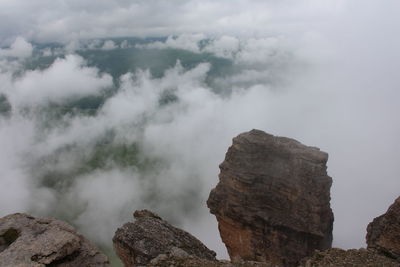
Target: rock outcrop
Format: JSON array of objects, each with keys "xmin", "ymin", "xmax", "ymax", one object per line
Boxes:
[
  {"xmin": 113, "ymin": 210, "xmax": 217, "ymax": 266},
  {"xmin": 0, "ymin": 213, "xmax": 109, "ymax": 267},
  {"xmin": 301, "ymin": 248, "xmax": 400, "ymax": 267},
  {"xmin": 207, "ymin": 129, "xmax": 334, "ymax": 266},
  {"xmin": 366, "ymin": 196, "xmax": 400, "ymax": 261},
  {"xmin": 148, "ymin": 256, "xmax": 274, "ymax": 267}
]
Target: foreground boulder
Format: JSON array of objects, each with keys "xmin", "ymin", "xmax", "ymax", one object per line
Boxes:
[
  {"xmin": 366, "ymin": 196, "xmax": 400, "ymax": 261},
  {"xmin": 207, "ymin": 129, "xmax": 334, "ymax": 266},
  {"xmin": 301, "ymin": 248, "xmax": 399, "ymax": 267},
  {"xmin": 113, "ymin": 210, "xmax": 217, "ymax": 266},
  {"xmin": 0, "ymin": 213, "xmax": 109, "ymax": 267}
]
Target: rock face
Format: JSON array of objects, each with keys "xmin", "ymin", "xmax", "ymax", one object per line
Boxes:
[
  {"xmin": 0, "ymin": 213, "xmax": 109, "ymax": 267},
  {"xmin": 148, "ymin": 256, "xmax": 274, "ymax": 267},
  {"xmin": 366, "ymin": 196, "xmax": 400, "ymax": 261},
  {"xmin": 207, "ymin": 129, "xmax": 334, "ymax": 266},
  {"xmin": 301, "ymin": 248, "xmax": 400, "ymax": 267},
  {"xmin": 113, "ymin": 210, "xmax": 217, "ymax": 266}
]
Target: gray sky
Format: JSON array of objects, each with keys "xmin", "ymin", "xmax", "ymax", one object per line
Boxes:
[
  {"xmin": 0, "ymin": 0, "xmax": 399, "ymax": 260},
  {"xmin": 0, "ymin": 0, "xmax": 347, "ymax": 43}
]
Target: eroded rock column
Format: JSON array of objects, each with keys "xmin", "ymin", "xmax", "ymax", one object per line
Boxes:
[{"xmin": 207, "ymin": 129, "xmax": 334, "ymax": 266}]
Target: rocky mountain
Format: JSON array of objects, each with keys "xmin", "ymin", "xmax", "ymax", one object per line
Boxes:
[
  {"xmin": 207, "ymin": 129, "xmax": 333, "ymax": 266},
  {"xmin": 0, "ymin": 213, "xmax": 109, "ymax": 267}
]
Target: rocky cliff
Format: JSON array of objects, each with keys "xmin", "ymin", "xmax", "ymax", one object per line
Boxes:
[
  {"xmin": 0, "ymin": 213, "xmax": 110, "ymax": 267},
  {"xmin": 367, "ymin": 196, "xmax": 400, "ymax": 262},
  {"xmin": 207, "ymin": 129, "xmax": 334, "ymax": 266}
]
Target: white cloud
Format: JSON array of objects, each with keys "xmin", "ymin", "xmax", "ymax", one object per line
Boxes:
[
  {"xmin": 6, "ymin": 55, "xmax": 112, "ymax": 107},
  {"xmin": 235, "ymin": 37, "xmax": 284, "ymax": 64},
  {"xmin": 0, "ymin": 117, "xmax": 40, "ymax": 216},
  {"xmin": 203, "ymin": 35, "xmax": 240, "ymax": 58},
  {"xmin": 0, "ymin": 0, "xmax": 399, "ymax": 261},
  {"xmin": 101, "ymin": 40, "xmax": 117, "ymax": 50},
  {"xmin": 64, "ymin": 39, "xmax": 84, "ymax": 53},
  {"xmin": 42, "ymin": 48, "xmax": 53, "ymax": 57},
  {"xmin": 70, "ymin": 170, "xmax": 142, "ymax": 245},
  {"xmin": 120, "ymin": 40, "xmax": 129, "ymax": 49},
  {"xmin": 0, "ymin": 37, "xmax": 33, "ymax": 59},
  {"xmin": 138, "ymin": 34, "xmax": 205, "ymax": 53}
]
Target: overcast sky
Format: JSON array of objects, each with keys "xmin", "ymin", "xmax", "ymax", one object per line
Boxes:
[
  {"xmin": 0, "ymin": 0, "xmax": 400, "ymax": 261},
  {"xmin": 0, "ymin": 0, "xmax": 348, "ymax": 43}
]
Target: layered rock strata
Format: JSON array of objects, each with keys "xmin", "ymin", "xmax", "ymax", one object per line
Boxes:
[
  {"xmin": 113, "ymin": 209, "xmax": 217, "ymax": 266},
  {"xmin": 0, "ymin": 213, "xmax": 110, "ymax": 267},
  {"xmin": 366, "ymin": 196, "xmax": 400, "ymax": 261},
  {"xmin": 207, "ymin": 129, "xmax": 334, "ymax": 266}
]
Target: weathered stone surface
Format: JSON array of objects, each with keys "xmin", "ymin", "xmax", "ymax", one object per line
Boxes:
[
  {"xmin": 113, "ymin": 209, "xmax": 217, "ymax": 266},
  {"xmin": 300, "ymin": 248, "xmax": 399, "ymax": 267},
  {"xmin": 148, "ymin": 255, "xmax": 275, "ymax": 267},
  {"xmin": 207, "ymin": 129, "xmax": 334, "ymax": 266},
  {"xmin": 0, "ymin": 213, "xmax": 110, "ymax": 267},
  {"xmin": 366, "ymin": 196, "xmax": 400, "ymax": 261}
]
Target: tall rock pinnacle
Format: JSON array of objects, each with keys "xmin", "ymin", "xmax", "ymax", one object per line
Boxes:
[{"xmin": 207, "ymin": 129, "xmax": 334, "ymax": 266}]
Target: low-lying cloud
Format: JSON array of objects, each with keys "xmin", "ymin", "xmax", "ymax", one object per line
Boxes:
[
  {"xmin": 8, "ymin": 55, "xmax": 112, "ymax": 107},
  {"xmin": 0, "ymin": 37, "xmax": 32, "ymax": 58},
  {"xmin": 0, "ymin": 0, "xmax": 399, "ymax": 262}
]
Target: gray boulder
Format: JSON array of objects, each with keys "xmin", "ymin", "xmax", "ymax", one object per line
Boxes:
[
  {"xmin": 113, "ymin": 209, "xmax": 216, "ymax": 266},
  {"xmin": 0, "ymin": 213, "xmax": 109, "ymax": 267}
]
